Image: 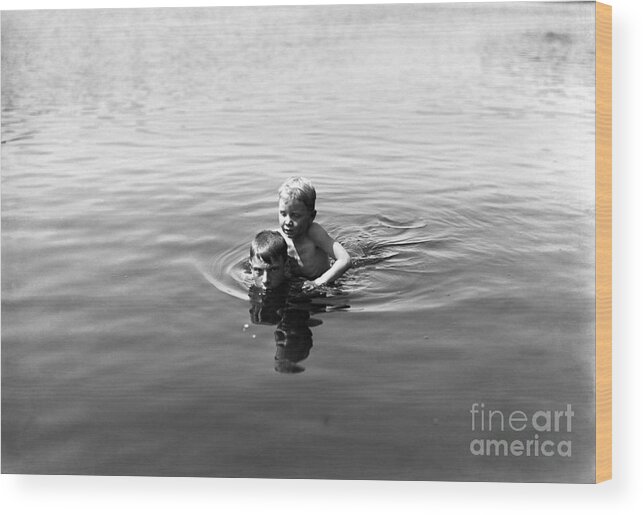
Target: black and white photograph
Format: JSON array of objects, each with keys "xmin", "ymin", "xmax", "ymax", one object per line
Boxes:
[{"xmin": 2, "ymin": 0, "xmax": 606, "ymax": 485}]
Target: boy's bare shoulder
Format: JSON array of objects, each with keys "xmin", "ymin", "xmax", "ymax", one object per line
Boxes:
[
  {"xmin": 307, "ymin": 222, "xmax": 337, "ymax": 255},
  {"xmin": 308, "ymin": 221, "xmax": 330, "ymax": 239}
]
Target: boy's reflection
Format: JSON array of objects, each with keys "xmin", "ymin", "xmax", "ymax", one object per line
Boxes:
[{"xmin": 249, "ymin": 285, "xmax": 315, "ymax": 374}]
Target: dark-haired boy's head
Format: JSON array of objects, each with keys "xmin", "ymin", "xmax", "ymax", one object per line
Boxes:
[{"xmin": 249, "ymin": 230, "xmax": 288, "ymax": 289}]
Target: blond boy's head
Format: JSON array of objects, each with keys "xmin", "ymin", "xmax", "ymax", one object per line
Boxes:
[{"xmin": 278, "ymin": 176, "xmax": 316, "ymax": 212}]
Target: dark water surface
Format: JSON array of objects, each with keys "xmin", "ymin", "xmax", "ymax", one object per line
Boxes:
[{"xmin": 2, "ymin": 3, "xmax": 596, "ymax": 481}]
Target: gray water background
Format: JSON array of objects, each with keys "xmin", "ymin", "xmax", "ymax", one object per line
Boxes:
[{"xmin": 2, "ymin": 2, "xmax": 596, "ymax": 481}]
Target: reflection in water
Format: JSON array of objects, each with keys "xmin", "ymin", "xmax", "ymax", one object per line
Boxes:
[
  {"xmin": 248, "ymin": 283, "xmax": 348, "ymax": 374},
  {"xmin": 273, "ymin": 309, "xmax": 313, "ymax": 374}
]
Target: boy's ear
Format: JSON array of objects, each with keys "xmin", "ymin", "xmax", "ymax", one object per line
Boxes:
[{"xmin": 311, "ymin": 209, "xmax": 317, "ymax": 221}]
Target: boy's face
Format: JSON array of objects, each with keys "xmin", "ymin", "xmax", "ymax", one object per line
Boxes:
[
  {"xmin": 250, "ymin": 256, "xmax": 286, "ymax": 290},
  {"xmin": 278, "ymin": 197, "xmax": 315, "ymax": 240}
]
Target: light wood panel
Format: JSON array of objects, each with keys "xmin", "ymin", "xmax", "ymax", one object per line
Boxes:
[{"xmin": 596, "ymin": 1, "xmax": 612, "ymax": 484}]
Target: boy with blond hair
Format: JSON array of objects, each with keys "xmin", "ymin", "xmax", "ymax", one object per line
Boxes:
[{"xmin": 277, "ymin": 177, "xmax": 351, "ymax": 286}]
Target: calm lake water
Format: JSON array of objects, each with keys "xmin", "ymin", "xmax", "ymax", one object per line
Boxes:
[{"xmin": 2, "ymin": 3, "xmax": 596, "ymax": 481}]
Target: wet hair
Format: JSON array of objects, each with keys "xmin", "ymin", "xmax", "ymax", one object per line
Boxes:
[
  {"xmin": 249, "ymin": 230, "xmax": 288, "ymax": 265},
  {"xmin": 278, "ymin": 176, "xmax": 316, "ymax": 212}
]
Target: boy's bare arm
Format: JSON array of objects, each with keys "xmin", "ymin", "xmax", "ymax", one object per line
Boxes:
[{"xmin": 309, "ymin": 223, "xmax": 352, "ymax": 286}]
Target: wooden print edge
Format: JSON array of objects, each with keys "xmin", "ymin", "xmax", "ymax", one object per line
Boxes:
[{"xmin": 595, "ymin": 1, "xmax": 612, "ymax": 484}]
